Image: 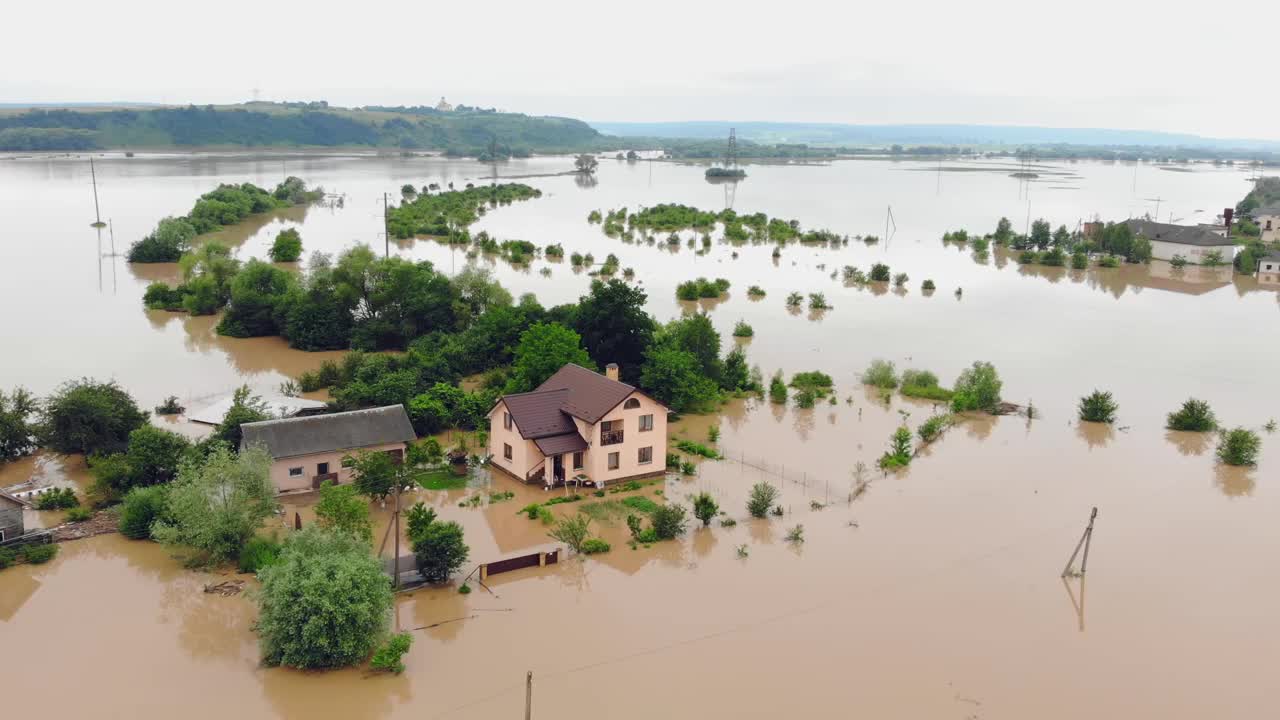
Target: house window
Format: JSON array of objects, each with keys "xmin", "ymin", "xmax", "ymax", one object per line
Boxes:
[
  {"xmin": 639, "ymin": 414, "xmax": 653, "ymax": 432},
  {"xmin": 624, "ymin": 397, "xmax": 641, "ymax": 409},
  {"xmin": 384, "ymin": 448, "xmax": 404, "ymax": 464},
  {"xmin": 607, "ymin": 452, "xmax": 620, "ymax": 470},
  {"xmin": 317, "ymin": 462, "xmax": 330, "ymax": 475},
  {"xmin": 288, "ymin": 467, "xmax": 303, "ymax": 477},
  {"xmin": 601, "ymin": 419, "xmax": 624, "ymax": 445},
  {"xmin": 503, "ymin": 443, "xmax": 513, "ymax": 460},
  {"xmin": 572, "ymin": 451, "xmax": 584, "ymax": 470},
  {"xmin": 503, "ymin": 411, "xmax": 512, "ymax": 430},
  {"xmin": 638, "ymin": 446, "xmax": 653, "ymax": 465}
]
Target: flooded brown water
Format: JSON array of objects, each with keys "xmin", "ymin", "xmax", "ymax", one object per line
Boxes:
[{"xmin": 1, "ymin": 152, "xmax": 1277, "ymax": 718}]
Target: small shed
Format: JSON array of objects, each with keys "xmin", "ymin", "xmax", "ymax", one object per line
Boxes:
[{"xmin": 1, "ymin": 489, "xmax": 32, "ymax": 543}]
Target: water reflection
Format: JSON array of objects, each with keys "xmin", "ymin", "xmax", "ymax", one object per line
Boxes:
[
  {"xmin": 1213, "ymin": 464, "xmax": 1255, "ymax": 497},
  {"xmin": 1075, "ymin": 422, "xmax": 1114, "ymax": 450},
  {"xmin": 1165, "ymin": 430, "xmax": 1213, "ymax": 456}
]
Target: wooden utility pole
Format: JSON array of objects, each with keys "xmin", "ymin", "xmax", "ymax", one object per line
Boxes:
[
  {"xmin": 89, "ymin": 157, "xmax": 104, "ymax": 227},
  {"xmin": 1061, "ymin": 507, "xmax": 1098, "ymax": 578},
  {"xmin": 393, "ymin": 477, "xmax": 402, "ymax": 589},
  {"xmin": 383, "ymin": 193, "xmax": 390, "ymax": 258},
  {"xmin": 525, "ymin": 671, "xmax": 533, "ymax": 720}
]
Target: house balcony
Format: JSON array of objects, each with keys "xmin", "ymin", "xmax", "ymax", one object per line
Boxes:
[{"xmin": 600, "ymin": 430, "xmax": 624, "ymax": 445}]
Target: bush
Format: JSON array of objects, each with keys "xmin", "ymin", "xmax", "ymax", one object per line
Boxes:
[
  {"xmin": 808, "ymin": 292, "xmax": 830, "ymax": 309},
  {"xmin": 869, "ymin": 263, "xmax": 891, "ymax": 281},
  {"xmin": 20, "ymin": 544, "xmax": 58, "ymax": 564},
  {"xmin": 878, "ymin": 426, "xmax": 913, "ymax": 469},
  {"xmin": 950, "ymin": 361, "xmax": 1002, "ymax": 413},
  {"xmin": 412, "ymin": 520, "xmax": 469, "ymax": 582},
  {"xmin": 34, "ymin": 487, "xmax": 78, "ymax": 510},
  {"xmin": 548, "ymin": 514, "xmax": 592, "ymax": 553},
  {"xmin": 862, "ymin": 359, "xmax": 899, "ymax": 389},
  {"xmin": 902, "ymin": 385, "xmax": 954, "ymax": 401},
  {"xmin": 151, "ymin": 445, "xmax": 276, "ymax": 564},
  {"xmin": 118, "ymin": 485, "xmax": 169, "ymax": 539},
  {"xmin": 900, "ymin": 369, "xmax": 938, "ymax": 388},
  {"xmin": 0, "ymin": 546, "xmax": 16, "ymax": 569},
  {"xmin": 370, "ymin": 633, "xmax": 414, "ymax": 674},
  {"xmin": 1170, "ymin": 254, "xmax": 1188, "ymax": 269},
  {"xmin": 269, "ymin": 228, "xmax": 303, "ymax": 262},
  {"xmin": 1166, "ymin": 398, "xmax": 1217, "ymax": 432},
  {"xmin": 1217, "ymin": 428, "xmax": 1261, "ymax": 466},
  {"xmin": 769, "ymin": 370, "xmax": 788, "ymax": 404},
  {"xmin": 1078, "ymin": 390, "xmax": 1118, "ymax": 424},
  {"xmin": 917, "ymin": 414, "xmax": 953, "ymax": 443},
  {"xmin": 66, "ymin": 507, "xmax": 93, "ymax": 523},
  {"xmin": 40, "ymin": 378, "xmax": 147, "ymax": 455},
  {"xmin": 650, "ymin": 504, "xmax": 688, "ymax": 540},
  {"xmin": 238, "ymin": 535, "xmax": 283, "ymax": 574},
  {"xmin": 692, "ymin": 492, "xmax": 719, "ymax": 526},
  {"xmin": 747, "ymin": 482, "xmax": 779, "ymax": 518},
  {"xmin": 892, "ymin": 272, "xmax": 909, "ymax": 287},
  {"xmin": 785, "ymin": 525, "xmax": 805, "ymax": 543},
  {"xmin": 790, "ymin": 371, "xmax": 833, "ymax": 391},
  {"xmin": 922, "ymin": 279, "xmax": 936, "ymax": 291},
  {"xmin": 785, "ymin": 292, "xmax": 803, "ymax": 307},
  {"xmin": 1071, "ymin": 251, "xmax": 1088, "ymax": 269},
  {"xmin": 732, "ymin": 321, "xmax": 754, "ymax": 337},
  {"xmin": 1018, "ymin": 250, "xmax": 1040, "ymax": 264},
  {"xmin": 1099, "ymin": 255, "xmax": 1121, "ymax": 268},
  {"xmin": 795, "ymin": 389, "xmax": 816, "ymax": 408},
  {"xmin": 675, "ymin": 439, "xmax": 719, "ymax": 459},
  {"xmin": 747, "ymin": 285, "xmax": 766, "ymax": 297},
  {"xmin": 581, "ymin": 538, "xmax": 611, "ymax": 554},
  {"xmin": 154, "ymin": 396, "xmax": 185, "ymax": 415},
  {"xmin": 257, "ymin": 527, "xmax": 392, "ymax": 669}
]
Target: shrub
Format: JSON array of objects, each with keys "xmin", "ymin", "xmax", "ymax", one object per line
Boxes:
[
  {"xmin": 692, "ymin": 492, "xmax": 719, "ymax": 526},
  {"xmin": 154, "ymin": 396, "xmax": 185, "ymax": 415},
  {"xmin": 66, "ymin": 507, "xmax": 93, "ymax": 523},
  {"xmin": 862, "ymin": 359, "xmax": 899, "ymax": 389},
  {"xmin": 1170, "ymin": 254, "xmax": 1188, "ymax": 269},
  {"xmin": 21, "ymin": 544, "xmax": 58, "ymax": 564},
  {"xmin": 902, "ymin": 385, "xmax": 954, "ymax": 401},
  {"xmin": 1078, "ymin": 390, "xmax": 1118, "ymax": 424},
  {"xmin": 1166, "ymin": 398, "xmax": 1217, "ymax": 432},
  {"xmin": 795, "ymin": 389, "xmax": 816, "ymax": 408},
  {"xmin": 747, "ymin": 285, "xmax": 766, "ymax": 297},
  {"xmin": 238, "ymin": 535, "xmax": 283, "ymax": 574},
  {"xmin": 0, "ymin": 546, "xmax": 16, "ymax": 569},
  {"xmin": 708, "ymin": 425, "xmax": 720, "ymax": 442},
  {"xmin": 650, "ymin": 504, "xmax": 688, "ymax": 540},
  {"xmin": 411, "ymin": 519, "xmax": 469, "ymax": 583},
  {"xmin": 621, "ymin": 495, "xmax": 660, "ymax": 514},
  {"xmin": 548, "ymin": 514, "xmax": 592, "ymax": 553},
  {"xmin": 118, "ymin": 485, "xmax": 169, "ymax": 539},
  {"xmin": 900, "ymin": 369, "xmax": 938, "ymax": 388},
  {"xmin": 679, "ymin": 460, "xmax": 695, "ymax": 475},
  {"xmin": 1018, "ymin": 250, "xmax": 1039, "ymax": 264},
  {"xmin": 808, "ymin": 293, "xmax": 830, "ymax": 309},
  {"xmin": 769, "ymin": 370, "xmax": 788, "ymax": 404},
  {"xmin": 879, "ymin": 426, "xmax": 913, "ymax": 469},
  {"xmin": 922, "ymin": 279, "xmax": 936, "ymax": 291},
  {"xmin": 370, "ymin": 633, "xmax": 413, "ymax": 674},
  {"xmin": 747, "ymin": 482, "xmax": 779, "ymax": 518},
  {"xmin": 732, "ymin": 321, "xmax": 754, "ymax": 337},
  {"xmin": 917, "ymin": 414, "xmax": 953, "ymax": 443},
  {"xmin": 40, "ymin": 378, "xmax": 147, "ymax": 455},
  {"xmin": 314, "ymin": 480, "xmax": 373, "ymax": 543},
  {"xmin": 720, "ymin": 518, "xmax": 737, "ymax": 528},
  {"xmin": 893, "ymin": 273, "xmax": 909, "ymax": 287},
  {"xmin": 1041, "ymin": 247, "xmax": 1067, "ymax": 266},
  {"xmin": 625, "ymin": 514, "xmax": 643, "ymax": 540},
  {"xmin": 1217, "ymin": 428, "xmax": 1261, "ymax": 466},
  {"xmin": 581, "ymin": 538, "xmax": 611, "ymax": 554},
  {"xmin": 791, "ymin": 371, "xmax": 833, "ymax": 391},
  {"xmin": 675, "ymin": 439, "xmax": 719, "ymax": 459},
  {"xmin": 785, "ymin": 292, "xmax": 803, "ymax": 308},
  {"xmin": 665, "ymin": 452, "xmax": 680, "ymax": 469},
  {"xmin": 257, "ymin": 527, "xmax": 392, "ymax": 669},
  {"xmin": 785, "ymin": 525, "xmax": 805, "ymax": 543},
  {"xmin": 950, "ymin": 361, "xmax": 1002, "ymax": 413},
  {"xmin": 869, "ymin": 263, "xmax": 891, "ymax": 281},
  {"xmin": 1071, "ymin": 251, "xmax": 1088, "ymax": 269},
  {"xmin": 34, "ymin": 487, "xmax": 78, "ymax": 510},
  {"xmin": 151, "ymin": 445, "xmax": 276, "ymax": 564},
  {"xmin": 269, "ymin": 228, "xmax": 303, "ymax": 262},
  {"xmin": 1099, "ymin": 255, "xmax": 1121, "ymax": 268}
]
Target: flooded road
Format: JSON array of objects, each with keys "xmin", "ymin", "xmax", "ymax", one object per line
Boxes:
[{"xmin": 1, "ymin": 151, "xmax": 1277, "ymax": 718}]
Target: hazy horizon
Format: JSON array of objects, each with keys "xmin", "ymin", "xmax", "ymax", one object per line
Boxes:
[{"xmin": 6, "ymin": 0, "xmax": 1279, "ymax": 141}]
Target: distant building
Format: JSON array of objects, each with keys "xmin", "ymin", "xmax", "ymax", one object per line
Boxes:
[
  {"xmin": 0, "ymin": 489, "xmax": 31, "ymax": 543},
  {"xmin": 1249, "ymin": 204, "xmax": 1280, "ymax": 243},
  {"xmin": 1257, "ymin": 249, "xmax": 1280, "ymax": 285},
  {"xmin": 1124, "ymin": 219, "xmax": 1238, "ymax": 265},
  {"xmin": 435, "ymin": 97, "xmax": 454, "ymax": 112},
  {"xmin": 488, "ymin": 363, "xmax": 669, "ymax": 488},
  {"xmin": 240, "ymin": 406, "xmax": 417, "ymax": 494}
]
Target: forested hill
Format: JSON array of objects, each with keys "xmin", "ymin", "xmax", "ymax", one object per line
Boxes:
[{"xmin": 0, "ymin": 103, "xmax": 606, "ymax": 154}]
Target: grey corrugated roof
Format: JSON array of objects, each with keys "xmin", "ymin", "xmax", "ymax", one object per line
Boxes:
[
  {"xmin": 536, "ymin": 364, "xmax": 638, "ymax": 423},
  {"xmin": 502, "ymin": 389, "xmax": 577, "ymax": 439},
  {"xmin": 1249, "ymin": 204, "xmax": 1280, "ymax": 216},
  {"xmin": 0, "ymin": 489, "xmax": 32, "ymax": 509},
  {"xmin": 240, "ymin": 405, "xmax": 415, "ymax": 459},
  {"xmin": 1125, "ymin": 219, "xmax": 1234, "ymax": 248},
  {"xmin": 534, "ymin": 433, "xmax": 589, "ymax": 455}
]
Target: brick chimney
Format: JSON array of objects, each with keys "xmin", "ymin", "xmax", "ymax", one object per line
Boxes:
[{"xmin": 605, "ymin": 363, "xmax": 619, "ymax": 382}]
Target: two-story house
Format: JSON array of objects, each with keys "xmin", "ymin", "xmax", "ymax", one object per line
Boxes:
[{"xmin": 488, "ymin": 363, "xmax": 668, "ymax": 487}]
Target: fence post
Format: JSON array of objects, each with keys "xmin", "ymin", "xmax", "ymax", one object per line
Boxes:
[{"xmin": 525, "ymin": 671, "xmax": 533, "ymax": 720}]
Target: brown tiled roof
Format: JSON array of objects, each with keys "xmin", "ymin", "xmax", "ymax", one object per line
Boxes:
[
  {"xmin": 535, "ymin": 364, "xmax": 637, "ymax": 423},
  {"xmin": 501, "ymin": 389, "xmax": 577, "ymax": 439},
  {"xmin": 534, "ymin": 433, "xmax": 589, "ymax": 455}
]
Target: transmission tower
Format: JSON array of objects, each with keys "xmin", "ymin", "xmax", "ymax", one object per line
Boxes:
[{"xmin": 725, "ymin": 128, "xmax": 739, "ymax": 169}]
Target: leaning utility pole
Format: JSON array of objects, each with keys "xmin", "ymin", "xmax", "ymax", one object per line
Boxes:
[
  {"xmin": 1061, "ymin": 507, "xmax": 1098, "ymax": 578},
  {"xmin": 89, "ymin": 157, "xmax": 104, "ymax": 227},
  {"xmin": 383, "ymin": 192, "xmax": 390, "ymax": 258}
]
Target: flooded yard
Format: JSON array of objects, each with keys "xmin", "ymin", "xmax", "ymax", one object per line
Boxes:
[{"xmin": 1, "ymin": 151, "xmax": 1277, "ymax": 718}]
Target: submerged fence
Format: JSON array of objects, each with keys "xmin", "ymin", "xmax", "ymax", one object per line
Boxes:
[{"xmin": 703, "ymin": 444, "xmax": 875, "ymax": 507}]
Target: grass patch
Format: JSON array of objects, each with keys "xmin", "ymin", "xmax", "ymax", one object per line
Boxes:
[
  {"xmin": 902, "ymin": 385, "xmax": 954, "ymax": 401},
  {"xmin": 621, "ymin": 496, "xmax": 660, "ymax": 514},
  {"xmin": 674, "ymin": 440, "xmax": 720, "ymax": 459},
  {"xmin": 415, "ymin": 468, "xmax": 467, "ymax": 490}
]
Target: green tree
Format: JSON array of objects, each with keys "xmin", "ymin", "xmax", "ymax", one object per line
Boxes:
[
  {"xmin": 768, "ymin": 370, "xmax": 788, "ymax": 404},
  {"xmin": 506, "ymin": 322, "xmax": 594, "ymax": 393},
  {"xmin": 692, "ymin": 492, "xmax": 719, "ymax": 526},
  {"xmin": 1030, "ymin": 219, "xmax": 1052, "ymax": 250},
  {"xmin": 411, "ymin": 519, "xmax": 469, "ymax": 583},
  {"xmin": 118, "ymin": 485, "xmax": 169, "ymax": 539},
  {"xmin": 127, "ymin": 216, "xmax": 197, "ymax": 263},
  {"xmin": 269, "ymin": 228, "xmax": 304, "ymax": 262},
  {"xmin": 638, "ymin": 345, "xmax": 719, "ymax": 413},
  {"xmin": 151, "ymin": 445, "xmax": 277, "ymax": 563},
  {"xmin": 178, "ymin": 241, "xmax": 241, "ymax": 315},
  {"xmin": 747, "ymin": 482, "xmax": 779, "ymax": 518},
  {"xmin": 1217, "ymin": 428, "xmax": 1261, "ymax": 466},
  {"xmin": 213, "ymin": 386, "xmax": 271, "ymax": 448},
  {"xmin": 452, "ymin": 265, "xmax": 512, "ymax": 322},
  {"xmin": 342, "ymin": 449, "xmax": 401, "ymax": 502},
  {"xmin": 664, "ymin": 313, "xmax": 723, "ymax": 384},
  {"xmin": 879, "ymin": 426, "xmax": 913, "ymax": 469},
  {"xmin": 721, "ymin": 346, "xmax": 752, "ymax": 391},
  {"xmin": 572, "ymin": 280, "xmax": 655, "ymax": 382},
  {"xmin": 650, "ymin": 504, "xmax": 688, "ymax": 540},
  {"xmin": 950, "ymin": 362, "xmax": 1003, "ymax": 413},
  {"xmin": 574, "ymin": 154, "xmax": 599, "ymax": 174},
  {"xmin": 1078, "ymin": 390, "xmax": 1118, "ymax": 424},
  {"xmin": 257, "ymin": 526, "xmax": 393, "ymax": 669},
  {"xmin": 40, "ymin": 378, "xmax": 147, "ymax": 455},
  {"xmin": 314, "ymin": 480, "xmax": 373, "ymax": 543},
  {"xmin": 217, "ymin": 260, "xmax": 295, "ymax": 337},
  {"xmin": 548, "ymin": 513, "xmax": 592, "ymax": 553},
  {"xmin": 0, "ymin": 387, "xmax": 39, "ymax": 462},
  {"xmin": 279, "ymin": 252, "xmax": 356, "ymax": 350},
  {"xmin": 122, "ymin": 424, "xmax": 191, "ymax": 487},
  {"xmin": 1166, "ymin": 398, "xmax": 1217, "ymax": 432}
]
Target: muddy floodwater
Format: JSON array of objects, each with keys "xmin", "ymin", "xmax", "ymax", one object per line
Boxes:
[{"xmin": 1, "ymin": 152, "xmax": 1278, "ymax": 719}]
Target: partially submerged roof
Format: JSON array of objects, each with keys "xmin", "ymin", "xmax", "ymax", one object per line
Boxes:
[
  {"xmin": 189, "ymin": 394, "xmax": 327, "ymax": 426},
  {"xmin": 240, "ymin": 405, "xmax": 416, "ymax": 459},
  {"xmin": 0, "ymin": 489, "xmax": 32, "ymax": 509},
  {"xmin": 1125, "ymin": 219, "xmax": 1235, "ymax": 248},
  {"xmin": 534, "ymin": 433, "xmax": 589, "ymax": 456},
  {"xmin": 536, "ymin": 364, "xmax": 640, "ymax": 423},
  {"xmin": 500, "ymin": 388, "xmax": 577, "ymax": 439}
]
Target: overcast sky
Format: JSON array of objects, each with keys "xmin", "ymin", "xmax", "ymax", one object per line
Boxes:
[{"xmin": 6, "ymin": 0, "xmax": 1276, "ymax": 140}]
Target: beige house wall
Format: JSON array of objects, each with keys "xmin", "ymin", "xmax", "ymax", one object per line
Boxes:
[
  {"xmin": 1255, "ymin": 213, "xmax": 1278, "ymax": 243},
  {"xmin": 1148, "ymin": 239, "xmax": 1237, "ymax": 264},
  {"xmin": 487, "ymin": 401, "xmax": 542, "ymax": 481},
  {"xmin": 269, "ymin": 441, "xmax": 407, "ymax": 493}
]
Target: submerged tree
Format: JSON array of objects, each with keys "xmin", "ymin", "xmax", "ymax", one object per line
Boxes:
[
  {"xmin": 150, "ymin": 445, "xmax": 276, "ymax": 564},
  {"xmin": 39, "ymin": 378, "xmax": 147, "ymax": 455}
]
